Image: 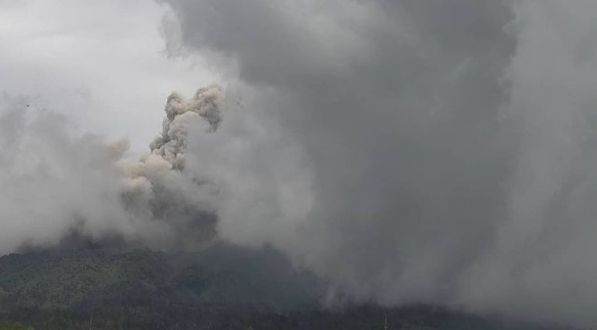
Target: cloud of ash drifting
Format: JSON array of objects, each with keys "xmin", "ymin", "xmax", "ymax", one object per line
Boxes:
[
  {"xmin": 4, "ymin": 0, "xmax": 597, "ymax": 328},
  {"xmin": 153, "ymin": 0, "xmax": 597, "ymax": 327},
  {"xmin": 0, "ymin": 85, "xmax": 224, "ymax": 252}
]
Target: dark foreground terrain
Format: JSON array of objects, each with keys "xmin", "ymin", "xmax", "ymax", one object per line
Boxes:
[{"xmin": 0, "ymin": 243, "xmax": 576, "ymax": 330}]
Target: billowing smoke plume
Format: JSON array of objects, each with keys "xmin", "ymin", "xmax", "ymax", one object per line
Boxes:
[
  {"xmin": 117, "ymin": 84, "xmax": 223, "ymax": 196},
  {"xmin": 114, "ymin": 84, "xmax": 225, "ymax": 247},
  {"xmin": 0, "ymin": 85, "xmax": 224, "ymax": 252},
  {"xmin": 4, "ymin": 0, "xmax": 597, "ymax": 328},
  {"xmin": 156, "ymin": 0, "xmax": 597, "ymax": 328},
  {"xmin": 149, "ymin": 84, "xmax": 223, "ymax": 169}
]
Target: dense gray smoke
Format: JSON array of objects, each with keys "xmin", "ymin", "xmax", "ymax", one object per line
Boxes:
[
  {"xmin": 0, "ymin": 86, "xmax": 224, "ymax": 252},
  {"xmin": 149, "ymin": 84, "xmax": 223, "ymax": 169},
  {"xmin": 157, "ymin": 0, "xmax": 597, "ymax": 327},
  {"xmin": 0, "ymin": 95, "xmax": 137, "ymax": 251},
  {"xmin": 3, "ymin": 0, "xmax": 597, "ymax": 328},
  {"xmin": 116, "ymin": 84, "xmax": 225, "ymax": 247}
]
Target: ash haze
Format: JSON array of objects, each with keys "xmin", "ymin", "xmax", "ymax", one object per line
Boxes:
[{"xmin": 2, "ymin": 0, "xmax": 597, "ymax": 328}]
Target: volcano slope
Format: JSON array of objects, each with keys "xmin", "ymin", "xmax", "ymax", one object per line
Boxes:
[{"xmin": 0, "ymin": 242, "xmax": 577, "ymax": 330}]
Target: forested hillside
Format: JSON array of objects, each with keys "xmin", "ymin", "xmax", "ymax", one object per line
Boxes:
[{"xmin": 0, "ymin": 244, "xmax": 575, "ymax": 330}]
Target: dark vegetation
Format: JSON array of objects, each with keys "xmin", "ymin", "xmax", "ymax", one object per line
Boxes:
[{"xmin": 0, "ymin": 243, "xmax": 578, "ymax": 329}]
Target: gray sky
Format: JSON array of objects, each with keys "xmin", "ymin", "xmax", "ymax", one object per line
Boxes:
[{"xmin": 0, "ymin": 0, "xmax": 218, "ymax": 151}]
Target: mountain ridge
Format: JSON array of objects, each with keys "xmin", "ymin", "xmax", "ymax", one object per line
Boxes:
[{"xmin": 0, "ymin": 243, "xmax": 578, "ymax": 330}]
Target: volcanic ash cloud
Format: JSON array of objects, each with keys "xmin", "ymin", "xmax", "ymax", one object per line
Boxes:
[{"xmin": 0, "ymin": 85, "xmax": 225, "ymax": 253}]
